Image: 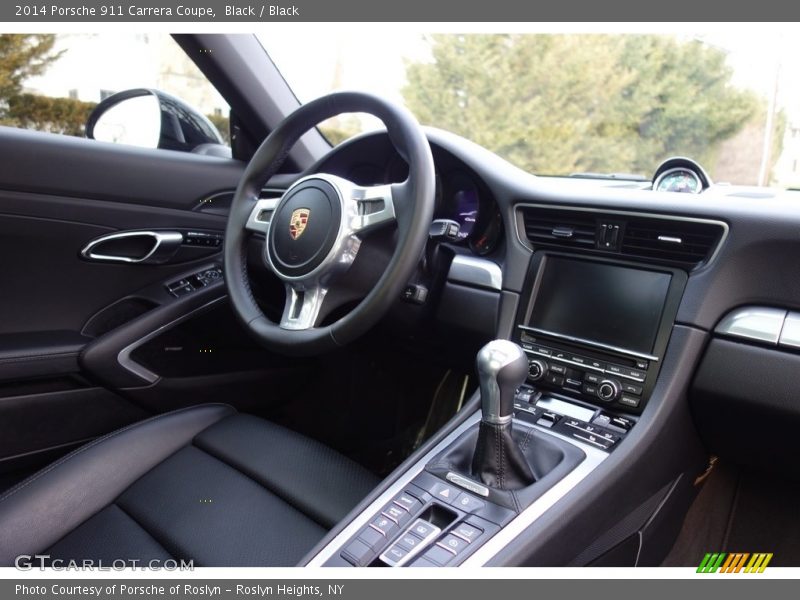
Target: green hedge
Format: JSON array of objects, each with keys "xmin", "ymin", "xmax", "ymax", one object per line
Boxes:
[{"xmin": 2, "ymin": 93, "xmax": 96, "ymax": 136}]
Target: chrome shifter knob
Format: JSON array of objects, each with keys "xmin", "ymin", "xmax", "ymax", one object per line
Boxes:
[{"xmin": 476, "ymin": 340, "xmax": 529, "ymax": 426}]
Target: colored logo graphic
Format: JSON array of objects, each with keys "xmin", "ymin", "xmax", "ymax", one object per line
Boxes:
[
  {"xmin": 289, "ymin": 208, "xmax": 310, "ymax": 240},
  {"xmin": 697, "ymin": 552, "xmax": 773, "ymax": 573}
]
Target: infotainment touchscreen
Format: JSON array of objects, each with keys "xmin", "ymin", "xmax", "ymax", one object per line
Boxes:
[{"xmin": 529, "ymin": 257, "xmax": 672, "ymax": 355}]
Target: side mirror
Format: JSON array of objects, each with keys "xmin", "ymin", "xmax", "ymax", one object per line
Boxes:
[{"xmin": 86, "ymin": 88, "xmax": 230, "ymax": 157}]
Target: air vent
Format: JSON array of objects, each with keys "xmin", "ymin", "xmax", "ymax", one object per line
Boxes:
[
  {"xmin": 621, "ymin": 218, "xmax": 724, "ymax": 268},
  {"xmin": 518, "ymin": 205, "xmax": 725, "ymax": 270},
  {"xmin": 520, "ymin": 207, "xmax": 597, "ymax": 250}
]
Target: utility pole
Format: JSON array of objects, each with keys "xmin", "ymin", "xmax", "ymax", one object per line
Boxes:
[{"xmin": 758, "ymin": 60, "xmax": 781, "ymax": 187}]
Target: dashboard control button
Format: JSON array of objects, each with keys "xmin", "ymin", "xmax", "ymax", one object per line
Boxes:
[
  {"xmin": 548, "ymin": 363, "xmax": 566, "ymax": 375},
  {"xmin": 358, "ymin": 526, "xmax": 385, "ymax": 549},
  {"xmin": 438, "ymin": 534, "xmax": 469, "ymax": 554},
  {"xmin": 569, "ymin": 430, "xmax": 616, "ymax": 450},
  {"xmin": 398, "ymin": 532, "xmax": 424, "ymax": 551},
  {"xmin": 515, "ymin": 386, "xmax": 536, "ymax": 403},
  {"xmin": 382, "ymin": 504, "xmax": 410, "ymax": 525},
  {"xmin": 393, "ymin": 492, "xmax": 420, "ymax": 513},
  {"xmin": 635, "ymin": 359, "xmax": 649, "ymax": 370},
  {"xmin": 605, "ymin": 364, "xmax": 624, "ymax": 376},
  {"xmin": 608, "ymin": 415, "xmax": 635, "ymax": 432},
  {"xmin": 408, "ymin": 520, "xmax": 437, "ymax": 539},
  {"xmin": 428, "ymin": 481, "xmax": 459, "ymax": 504},
  {"xmin": 382, "ymin": 544, "xmax": 408, "ymax": 565},
  {"xmin": 410, "ymin": 557, "xmax": 440, "ymax": 568},
  {"xmin": 626, "ymin": 368, "xmax": 647, "ymax": 381},
  {"xmin": 582, "ymin": 383, "xmax": 598, "ymax": 396},
  {"xmin": 370, "ymin": 515, "xmax": 398, "ymax": 537},
  {"xmin": 545, "ymin": 373, "xmax": 565, "ymax": 386},
  {"xmin": 584, "ymin": 372, "xmax": 602, "ymax": 384},
  {"xmin": 597, "ymin": 379, "xmax": 621, "ymax": 402},
  {"xmin": 592, "ymin": 414, "xmax": 612, "ymax": 428},
  {"xmin": 452, "ymin": 522, "xmax": 483, "ymax": 543},
  {"xmin": 619, "ymin": 394, "xmax": 641, "ymax": 408},
  {"xmin": 621, "ymin": 382, "xmax": 643, "ymax": 395},
  {"xmin": 527, "ymin": 359, "xmax": 548, "ymax": 381},
  {"xmin": 452, "ymin": 492, "xmax": 486, "ymax": 513},
  {"xmin": 341, "ymin": 539, "xmax": 374, "ymax": 567},
  {"xmin": 421, "ymin": 544, "xmax": 457, "ymax": 565}
]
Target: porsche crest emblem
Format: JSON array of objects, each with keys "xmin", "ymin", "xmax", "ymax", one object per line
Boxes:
[{"xmin": 289, "ymin": 208, "xmax": 310, "ymax": 240}]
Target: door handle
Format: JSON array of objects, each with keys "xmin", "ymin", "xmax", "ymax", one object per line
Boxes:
[{"xmin": 80, "ymin": 231, "xmax": 184, "ymax": 264}]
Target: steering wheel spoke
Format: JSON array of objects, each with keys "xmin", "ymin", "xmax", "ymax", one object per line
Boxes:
[
  {"xmin": 245, "ymin": 197, "xmax": 280, "ymax": 235},
  {"xmin": 350, "ymin": 184, "xmax": 396, "ymax": 234},
  {"xmin": 280, "ymin": 283, "xmax": 328, "ymax": 330}
]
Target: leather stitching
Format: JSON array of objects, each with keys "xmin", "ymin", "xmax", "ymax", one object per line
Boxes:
[
  {"xmin": 0, "ymin": 404, "xmax": 234, "ymax": 505},
  {"xmin": 495, "ymin": 423, "xmax": 505, "ymax": 490},
  {"xmin": 519, "ymin": 426, "xmax": 535, "ymax": 453}
]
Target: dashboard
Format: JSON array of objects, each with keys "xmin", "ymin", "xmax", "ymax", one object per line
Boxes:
[
  {"xmin": 309, "ymin": 125, "xmax": 800, "ymax": 478},
  {"xmin": 299, "ymin": 123, "xmax": 800, "ymax": 567}
]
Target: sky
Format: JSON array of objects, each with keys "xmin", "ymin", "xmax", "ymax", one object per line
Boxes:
[{"xmin": 17, "ymin": 26, "xmax": 800, "ymax": 185}]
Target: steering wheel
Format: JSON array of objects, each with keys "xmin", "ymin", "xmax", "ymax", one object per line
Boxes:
[{"xmin": 224, "ymin": 92, "xmax": 436, "ymax": 356}]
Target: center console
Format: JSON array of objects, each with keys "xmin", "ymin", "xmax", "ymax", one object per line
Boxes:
[
  {"xmin": 515, "ymin": 253, "xmax": 686, "ymax": 415},
  {"xmin": 308, "ymin": 251, "xmax": 687, "ymax": 568}
]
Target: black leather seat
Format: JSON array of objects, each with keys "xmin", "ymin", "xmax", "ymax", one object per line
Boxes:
[{"xmin": 0, "ymin": 404, "xmax": 378, "ymax": 566}]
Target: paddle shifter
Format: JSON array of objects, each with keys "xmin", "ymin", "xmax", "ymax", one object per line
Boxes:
[{"xmin": 472, "ymin": 340, "xmax": 535, "ymax": 489}]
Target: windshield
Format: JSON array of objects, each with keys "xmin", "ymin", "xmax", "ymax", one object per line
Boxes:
[{"xmin": 259, "ymin": 30, "xmax": 800, "ymax": 188}]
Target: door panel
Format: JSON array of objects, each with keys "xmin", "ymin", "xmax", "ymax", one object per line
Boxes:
[{"xmin": 0, "ymin": 125, "xmax": 300, "ymax": 482}]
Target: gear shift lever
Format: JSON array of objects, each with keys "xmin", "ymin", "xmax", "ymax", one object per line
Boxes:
[
  {"xmin": 472, "ymin": 340, "xmax": 535, "ymax": 489},
  {"xmin": 476, "ymin": 340, "xmax": 529, "ymax": 425}
]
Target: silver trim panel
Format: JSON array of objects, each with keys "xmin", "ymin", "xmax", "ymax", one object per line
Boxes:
[
  {"xmin": 519, "ymin": 325, "xmax": 659, "ymax": 362},
  {"xmin": 306, "ymin": 401, "xmax": 608, "ymax": 567},
  {"xmin": 715, "ymin": 306, "xmax": 788, "ymax": 345},
  {"xmin": 250, "ymin": 174, "xmax": 395, "ymax": 331},
  {"xmin": 117, "ymin": 296, "xmax": 226, "ymax": 384},
  {"xmin": 657, "ymin": 235, "xmax": 682, "ymax": 244},
  {"xmin": 523, "ymin": 348, "xmax": 646, "ymax": 382},
  {"xmin": 379, "ymin": 519, "xmax": 441, "ymax": 567},
  {"xmin": 81, "ymin": 231, "xmax": 184, "ymax": 264},
  {"xmin": 780, "ymin": 312, "xmax": 800, "ymax": 349},
  {"xmin": 245, "ymin": 197, "xmax": 280, "ymax": 233},
  {"xmin": 446, "ymin": 472, "xmax": 490, "ymax": 497},
  {"xmin": 448, "ymin": 255, "xmax": 503, "ymax": 291}
]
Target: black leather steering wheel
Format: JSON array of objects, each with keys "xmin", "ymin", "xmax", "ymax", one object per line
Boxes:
[{"xmin": 224, "ymin": 92, "xmax": 436, "ymax": 356}]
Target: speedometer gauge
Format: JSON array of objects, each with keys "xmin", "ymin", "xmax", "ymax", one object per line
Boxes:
[{"xmin": 447, "ymin": 171, "xmax": 480, "ymax": 239}]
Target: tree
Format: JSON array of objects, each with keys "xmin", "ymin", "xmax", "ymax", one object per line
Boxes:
[
  {"xmin": 0, "ymin": 34, "xmax": 96, "ymax": 136},
  {"xmin": 0, "ymin": 35, "xmax": 62, "ymax": 101},
  {"xmin": 5, "ymin": 93, "xmax": 95, "ymax": 136},
  {"xmin": 206, "ymin": 112, "xmax": 230, "ymax": 144},
  {"xmin": 403, "ymin": 34, "xmax": 760, "ymax": 176}
]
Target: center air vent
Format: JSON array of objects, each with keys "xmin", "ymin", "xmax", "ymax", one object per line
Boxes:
[
  {"xmin": 520, "ymin": 207, "xmax": 596, "ymax": 250},
  {"xmin": 518, "ymin": 205, "xmax": 726, "ymax": 270},
  {"xmin": 620, "ymin": 217, "xmax": 725, "ymax": 266}
]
